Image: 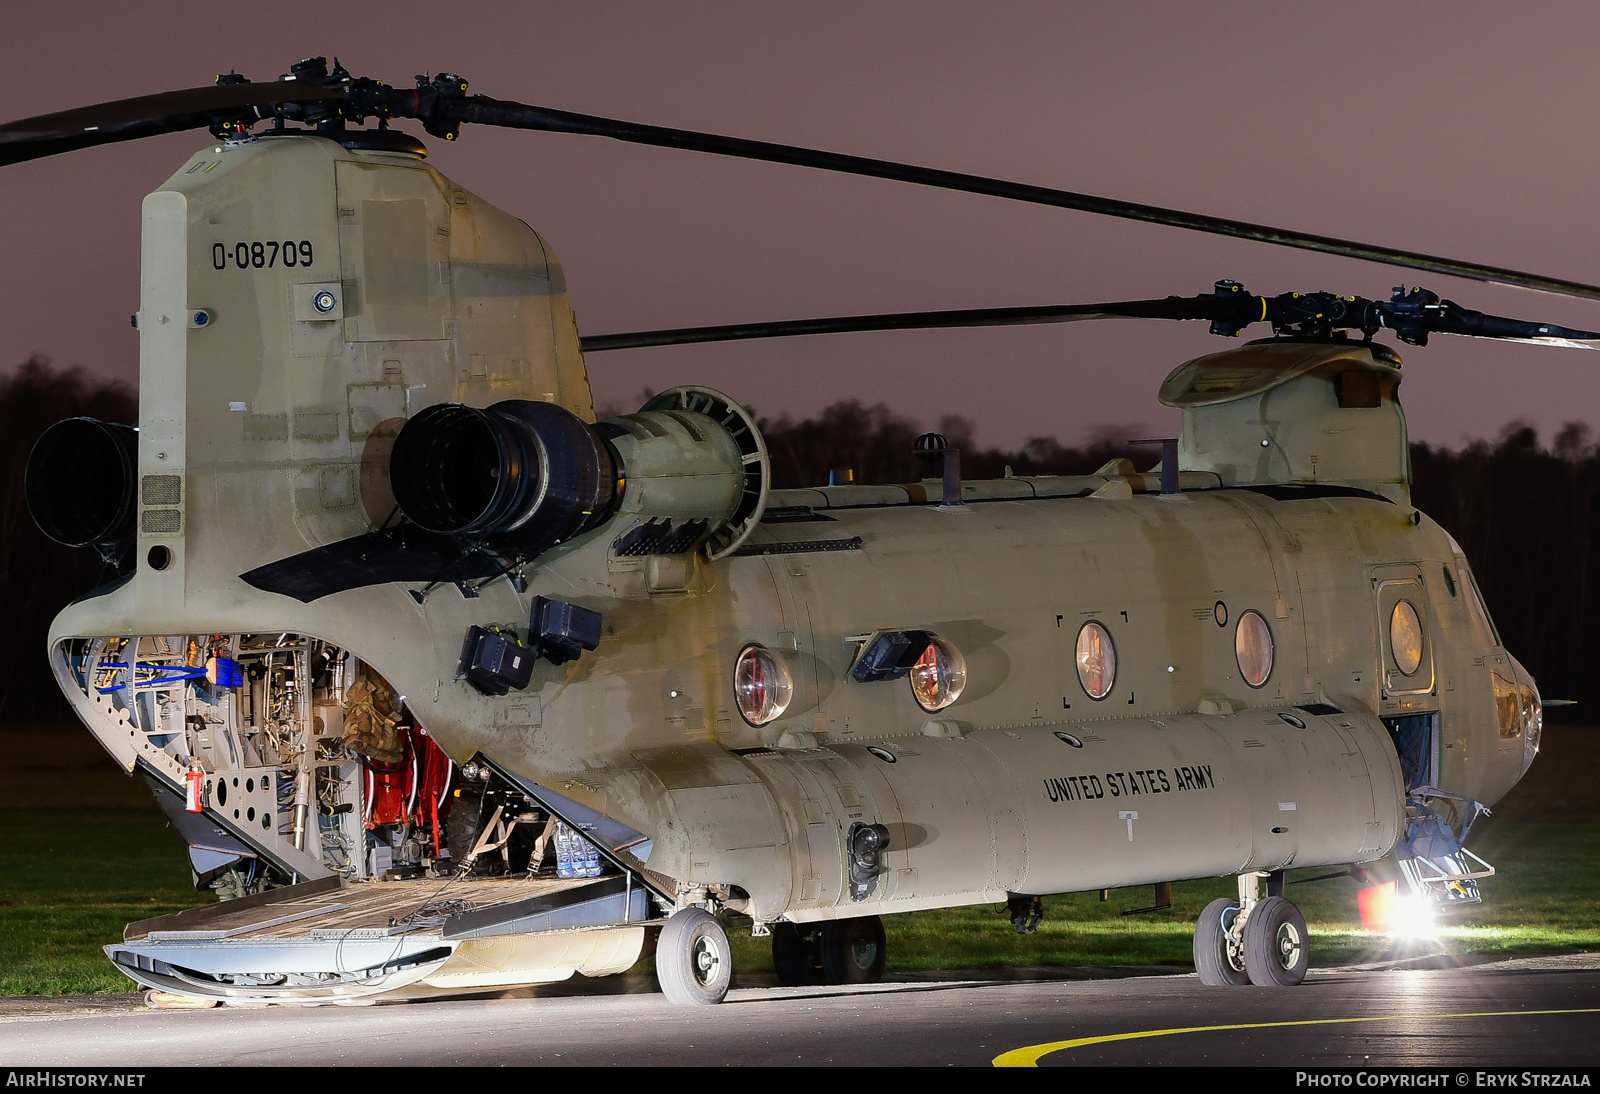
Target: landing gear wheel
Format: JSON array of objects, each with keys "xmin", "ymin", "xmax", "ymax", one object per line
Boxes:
[
  {"xmin": 772, "ymin": 922, "xmax": 823, "ymax": 986},
  {"xmin": 1242, "ymin": 895, "xmax": 1308, "ymax": 986},
  {"xmin": 1193, "ymin": 897, "xmax": 1250, "ymax": 986},
  {"xmin": 657, "ymin": 908, "xmax": 733, "ymax": 1005},
  {"xmin": 818, "ymin": 916, "xmax": 887, "ymax": 984}
]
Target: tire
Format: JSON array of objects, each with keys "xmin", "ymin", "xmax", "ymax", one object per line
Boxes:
[
  {"xmin": 1242, "ymin": 895, "xmax": 1309, "ymax": 987},
  {"xmin": 772, "ymin": 922, "xmax": 823, "ymax": 986},
  {"xmin": 446, "ymin": 787, "xmax": 497, "ymax": 876},
  {"xmin": 1193, "ymin": 897, "xmax": 1250, "ymax": 986},
  {"xmin": 656, "ymin": 908, "xmax": 733, "ymax": 1005},
  {"xmin": 818, "ymin": 916, "xmax": 887, "ymax": 984}
]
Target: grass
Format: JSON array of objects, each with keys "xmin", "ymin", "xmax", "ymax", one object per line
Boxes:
[
  {"xmin": 0, "ymin": 799, "xmax": 204, "ymax": 996},
  {"xmin": 3, "ymin": 722, "xmax": 1598, "ymax": 995}
]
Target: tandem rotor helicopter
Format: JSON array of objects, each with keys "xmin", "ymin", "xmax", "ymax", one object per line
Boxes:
[{"xmin": 3, "ymin": 57, "xmax": 1587, "ymax": 1006}]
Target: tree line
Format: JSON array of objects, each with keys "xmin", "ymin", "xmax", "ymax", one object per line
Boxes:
[
  {"xmin": 0, "ymin": 359, "xmax": 136, "ymax": 718},
  {"xmin": 2, "ymin": 359, "xmax": 1592, "ymax": 718}
]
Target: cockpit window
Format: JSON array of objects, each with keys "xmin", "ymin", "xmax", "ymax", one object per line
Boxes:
[
  {"xmin": 1522, "ymin": 680, "xmax": 1543, "ymax": 754},
  {"xmin": 1492, "ymin": 671, "xmax": 1521, "ymax": 740},
  {"xmin": 1464, "ymin": 566, "xmax": 1501, "ymax": 646}
]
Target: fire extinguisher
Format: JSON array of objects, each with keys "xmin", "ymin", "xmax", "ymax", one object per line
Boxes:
[{"xmin": 185, "ymin": 764, "xmax": 206, "ymax": 813}]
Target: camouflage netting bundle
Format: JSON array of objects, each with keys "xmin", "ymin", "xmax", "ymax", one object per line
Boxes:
[{"xmin": 342, "ymin": 664, "xmax": 404, "ymax": 765}]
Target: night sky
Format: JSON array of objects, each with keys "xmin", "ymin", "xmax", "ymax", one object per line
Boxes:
[{"xmin": 5, "ymin": 2, "xmax": 1600, "ymax": 448}]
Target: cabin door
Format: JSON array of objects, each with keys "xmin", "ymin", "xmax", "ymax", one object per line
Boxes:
[{"xmin": 1370, "ymin": 564, "xmax": 1437, "ymax": 710}]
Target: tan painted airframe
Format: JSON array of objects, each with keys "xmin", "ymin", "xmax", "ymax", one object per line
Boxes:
[{"xmin": 45, "ymin": 135, "xmax": 1540, "ymax": 1002}]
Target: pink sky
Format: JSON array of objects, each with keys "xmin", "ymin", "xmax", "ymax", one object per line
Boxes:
[{"xmin": 4, "ymin": 2, "xmax": 1599, "ymax": 448}]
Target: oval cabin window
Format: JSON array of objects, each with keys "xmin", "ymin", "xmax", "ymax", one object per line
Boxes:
[
  {"xmin": 1075, "ymin": 621, "xmax": 1117, "ymax": 701},
  {"xmin": 1390, "ymin": 600, "xmax": 1424, "ymax": 677},
  {"xmin": 1235, "ymin": 610, "xmax": 1274, "ymax": 689}
]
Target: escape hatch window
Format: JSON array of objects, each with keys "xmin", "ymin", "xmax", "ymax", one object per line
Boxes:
[
  {"xmin": 1075, "ymin": 621, "xmax": 1116, "ymax": 701},
  {"xmin": 1234, "ymin": 609, "xmax": 1274, "ymax": 689},
  {"xmin": 1390, "ymin": 600, "xmax": 1425, "ymax": 677}
]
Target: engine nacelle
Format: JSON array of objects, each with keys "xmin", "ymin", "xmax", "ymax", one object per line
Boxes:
[{"xmin": 386, "ymin": 385, "xmax": 769, "ymax": 561}]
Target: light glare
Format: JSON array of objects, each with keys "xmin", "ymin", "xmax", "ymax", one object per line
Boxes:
[
  {"xmin": 1358, "ymin": 880, "xmax": 1438, "ymax": 939},
  {"xmin": 1391, "ymin": 894, "xmax": 1439, "ymax": 940}
]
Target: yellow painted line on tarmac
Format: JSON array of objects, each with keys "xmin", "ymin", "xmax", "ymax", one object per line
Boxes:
[{"xmin": 993, "ymin": 1007, "xmax": 1600, "ymax": 1066}]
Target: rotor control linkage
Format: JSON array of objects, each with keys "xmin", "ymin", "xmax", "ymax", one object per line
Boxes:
[{"xmin": 1206, "ymin": 280, "xmax": 1600, "ymax": 348}]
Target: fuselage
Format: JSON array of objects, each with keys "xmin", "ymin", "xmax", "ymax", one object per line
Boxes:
[
  {"xmin": 52, "ymin": 467, "xmax": 1537, "ymax": 921},
  {"xmin": 43, "ymin": 133, "xmax": 1539, "ymax": 927}
]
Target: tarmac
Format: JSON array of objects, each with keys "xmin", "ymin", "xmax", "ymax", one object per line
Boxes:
[{"xmin": 3, "ymin": 953, "xmax": 1599, "ymax": 1067}]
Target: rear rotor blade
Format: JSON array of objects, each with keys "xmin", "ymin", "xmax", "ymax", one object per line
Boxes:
[
  {"xmin": 0, "ymin": 82, "xmax": 343, "ymax": 166},
  {"xmin": 579, "ymin": 297, "xmax": 1231, "ymax": 353},
  {"xmin": 8, "ymin": 71, "xmax": 1598, "ymax": 306},
  {"xmin": 579, "ymin": 287, "xmax": 1600, "ymax": 354},
  {"xmin": 441, "ymin": 95, "xmax": 1600, "ymax": 303}
]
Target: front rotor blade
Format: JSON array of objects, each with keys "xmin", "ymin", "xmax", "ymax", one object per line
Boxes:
[
  {"xmin": 579, "ymin": 295, "xmax": 1242, "ymax": 352},
  {"xmin": 442, "ymin": 95, "xmax": 1600, "ymax": 303},
  {"xmin": 1421, "ymin": 303, "xmax": 1600, "ymax": 349},
  {"xmin": 0, "ymin": 82, "xmax": 343, "ymax": 166}
]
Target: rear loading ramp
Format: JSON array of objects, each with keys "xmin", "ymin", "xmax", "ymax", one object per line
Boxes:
[{"xmin": 111, "ymin": 872, "xmax": 652, "ymax": 1004}]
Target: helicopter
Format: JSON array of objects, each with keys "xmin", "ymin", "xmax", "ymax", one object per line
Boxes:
[{"xmin": 1, "ymin": 57, "xmax": 1581, "ymax": 1006}]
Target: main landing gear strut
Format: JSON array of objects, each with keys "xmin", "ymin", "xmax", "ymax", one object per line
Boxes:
[
  {"xmin": 1194, "ymin": 870, "xmax": 1309, "ymax": 987},
  {"xmin": 772, "ymin": 916, "xmax": 887, "ymax": 986}
]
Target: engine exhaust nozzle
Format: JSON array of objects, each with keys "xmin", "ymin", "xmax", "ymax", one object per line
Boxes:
[{"xmin": 25, "ymin": 417, "xmax": 138, "ymax": 561}]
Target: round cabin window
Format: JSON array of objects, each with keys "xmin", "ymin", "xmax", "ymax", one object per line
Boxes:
[
  {"xmin": 1235, "ymin": 610, "xmax": 1274, "ymax": 689},
  {"xmin": 909, "ymin": 637, "xmax": 967, "ymax": 712},
  {"xmin": 733, "ymin": 644, "xmax": 793, "ymax": 727},
  {"xmin": 1075, "ymin": 621, "xmax": 1116, "ymax": 701},
  {"xmin": 1390, "ymin": 600, "xmax": 1424, "ymax": 676}
]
